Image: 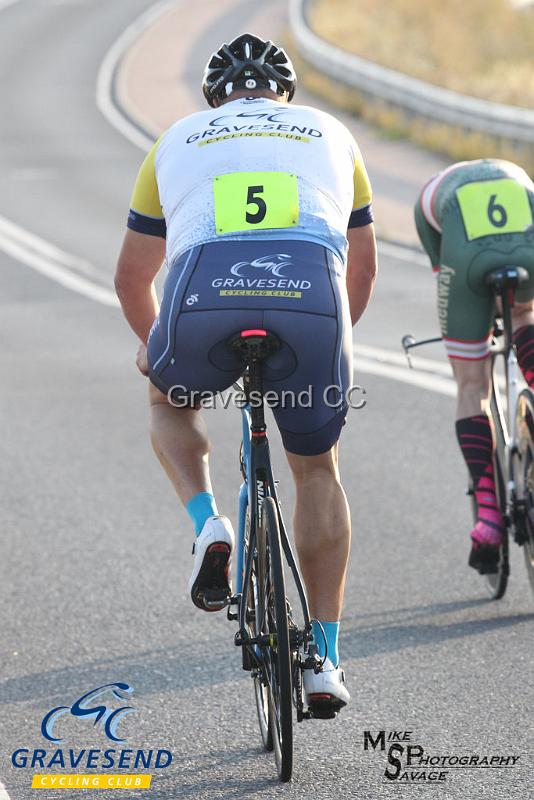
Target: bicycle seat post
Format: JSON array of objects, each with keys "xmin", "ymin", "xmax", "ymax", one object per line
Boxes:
[
  {"xmin": 501, "ymin": 287, "xmax": 514, "ymax": 351},
  {"xmin": 485, "ymin": 266, "xmax": 529, "ymax": 349},
  {"xmin": 248, "ymin": 352, "xmax": 267, "ymax": 437},
  {"xmin": 230, "ymin": 329, "xmax": 281, "ymax": 438}
]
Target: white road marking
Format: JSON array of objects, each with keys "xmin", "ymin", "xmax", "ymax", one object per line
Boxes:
[
  {"xmin": 0, "ymin": 780, "xmax": 11, "ymax": 800},
  {"xmin": 356, "ymin": 355, "xmax": 456, "ymax": 397},
  {"xmin": 356, "ymin": 342, "xmax": 456, "ymax": 397},
  {"xmin": 355, "ymin": 342, "xmax": 508, "ymax": 396},
  {"xmin": 10, "ymin": 167, "xmax": 58, "ymax": 181},
  {"xmin": 378, "ymin": 239, "xmax": 427, "ymax": 266},
  {"xmin": 96, "ymin": 0, "xmax": 176, "ymax": 152},
  {"xmin": 0, "ymin": 0, "xmax": 21, "ymax": 10},
  {"xmin": 0, "ymin": 214, "xmax": 119, "ymax": 307},
  {"xmin": 357, "ymin": 342, "xmax": 451, "ymax": 376}
]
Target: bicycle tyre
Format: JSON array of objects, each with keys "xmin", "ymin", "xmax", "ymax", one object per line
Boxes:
[
  {"xmin": 257, "ymin": 496, "xmax": 293, "ymax": 782},
  {"xmin": 251, "ymin": 500, "xmax": 274, "ymax": 753},
  {"xmin": 514, "ymin": 388, "xmax": 534, "ymax": 597},
  {"xmin": 484, "ymin": 381, "xmax": 509, "ymax": 599}
]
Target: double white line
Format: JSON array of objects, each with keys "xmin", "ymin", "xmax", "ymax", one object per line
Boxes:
[
  {"xmin": 356, "ymin": 343, "xmax": 455, "ymax": 397},
  {"xmin": 0, "ymin": 215, "xmax": 118, "ymax": 307}
]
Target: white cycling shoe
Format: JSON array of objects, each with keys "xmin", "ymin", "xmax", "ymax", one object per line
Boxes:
[
  {"xmin": 304, "ymin": 658, "xmax": 350, "ymax": 717},
  {"xmin": 188, "ymin": 516, "xmax": 234, "ymax": 612}
]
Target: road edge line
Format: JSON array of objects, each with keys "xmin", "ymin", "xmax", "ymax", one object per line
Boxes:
[
  {"xmin": 96, "ymin": 0, "xmax": 176, "ymax": 151},
  {"xmin": 0, "ymin": 779, "xmax": 12, "ymax": 800}
]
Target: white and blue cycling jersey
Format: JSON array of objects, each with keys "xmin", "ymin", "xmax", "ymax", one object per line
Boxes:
[{"xmin": 127, "ymin": 96, "xmax": 373, "ymax": 266}]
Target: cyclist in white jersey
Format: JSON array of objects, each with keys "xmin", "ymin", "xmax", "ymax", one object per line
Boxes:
[{"xmin": 115, "ymin": 33, "xmax": 377, "ymax": 713}]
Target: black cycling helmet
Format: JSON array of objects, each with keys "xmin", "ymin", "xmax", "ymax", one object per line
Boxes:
[{"xmin": 202, "ymin": 32, "xmax": 297, "ymax": 107}]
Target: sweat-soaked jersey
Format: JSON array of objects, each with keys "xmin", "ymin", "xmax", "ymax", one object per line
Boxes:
[{"xmin": 127, "ymin": 97, "xmax": 373, "ymax": 265}]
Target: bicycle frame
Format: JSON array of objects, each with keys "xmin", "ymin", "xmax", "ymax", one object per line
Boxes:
[
  {"xmin": 234, "ymin": 364, "xmax": 311, "ymax": 658},
  {"xmin": 489, "ymin": 326, "xmax": 520, "ymax": 523}
]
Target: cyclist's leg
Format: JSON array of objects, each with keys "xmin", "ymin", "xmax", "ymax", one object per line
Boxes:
[
  {"xmin": 511, "ymin": 192, "xmax": 534, "ymax": 383},
  {"xmin": 440, "ymin": 220, "xmax": 506, "ymax": 562},
  {"xmin": 146, "ymin": 244, "xmax": 267, "ymax": 610},
  {"xmin": 146, "ymin": 246, "xmax": 240, "ymax": 531},
  {"xmin": 149, "ymin": 382, "xmax": 214, "ymax": 508},
  {"xmin": 261, "ymin": 246, "xmax": 353, "ymax": 675},
  {"xmin": 285, "ymin": 444, "xmax": 349, "ymax": 663},
  {"xmin": 450, "ymin": 357, "xmax": 492, "ymax": 419},
  {"xmin": 513, "ymin": 302, "xmax": 534, "ymax": 386}
]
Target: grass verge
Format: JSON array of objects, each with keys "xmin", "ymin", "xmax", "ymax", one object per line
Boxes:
[
  {"xmin": 310, "ymin": 0, "xmax": 534, "ymax": 108},
  {"xmin": 288, "ymin": 28, "xmax": 534, "ymax": 174}
]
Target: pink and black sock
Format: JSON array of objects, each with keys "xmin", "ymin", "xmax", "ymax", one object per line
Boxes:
[
  {"xmin": 513, "ymin": 325, "xmax": 534, "ymax": 388},
  {"xmin": 455, "ymin": 414, "xmax": 503, "ymax": 544}
]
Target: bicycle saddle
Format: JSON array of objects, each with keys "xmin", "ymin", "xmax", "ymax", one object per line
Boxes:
[
  {"xmin": 485, "ymin": 266, "xmax": 529, "ymax": 292},
  {"xmin": 229, "ymin": 329, "xmax": 281, "ymax": 361}
]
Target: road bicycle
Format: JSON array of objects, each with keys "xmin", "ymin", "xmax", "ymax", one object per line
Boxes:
[
  {"xmin": 218, "ymin": 328, "xmax": 332, "ymax": 782},
  {"xmin": 403, "ymin": 266, "xmax": 534, "ymax": 600}
]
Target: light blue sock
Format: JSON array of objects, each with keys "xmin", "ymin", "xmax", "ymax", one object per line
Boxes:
[
  {"xmin": 311, "ymin": 620, "xmax": 340, "ymax": 667},
  {"xmin": 186, "ymin": 492, "xmax": 218, "ymax": 536}
]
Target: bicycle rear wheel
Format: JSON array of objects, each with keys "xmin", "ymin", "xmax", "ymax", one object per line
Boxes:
[
  {"xmin": 484, "ymin": 381, "xmax": 509, "ymax": 599},
  {"xmin": 514, "ymin": 388, "xmax": 534, "ymax": 597},
  {"xmin": 257, "ymin": 496, "xmax": 293, "ymax": 782},
  {"xmin": 240, "ymin": 505, "xmax": 273, "ymax": 751}
]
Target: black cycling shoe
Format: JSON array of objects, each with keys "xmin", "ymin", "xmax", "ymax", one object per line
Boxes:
[{"xmin": 469, "ymin": 540, "xmax": 500, "ymax": 574}]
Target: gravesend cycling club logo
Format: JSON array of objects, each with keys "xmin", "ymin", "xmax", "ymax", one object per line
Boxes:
[
  {"xmin": 363, "ymin": 729, "xmax": 521, "ymax": 785},
  {"xmin": 212, "ymin": 254, "xmax": 312, "ymax": 298},
  {"xmin": 230, "ymin": 253, "xmax": 291, "ymax": 278},
  {"xmin": 41, "ymin": 683, "xmax": 135, "ymax": 744},
  {"xmin": 11, "ymin": 682, "xmax": 173, "ymax": 791},
  {"xmin": 185, "ymin": 109, "xmax": 323, "ymax": 146}
]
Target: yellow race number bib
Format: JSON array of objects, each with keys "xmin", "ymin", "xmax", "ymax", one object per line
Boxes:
[
  {"xmin": 456, "ymin": 179, "xmax": 532, "ymax": 241},
  {"xmin": 214, "ymin": 171, "xmax": 299, "ymax": 234}
]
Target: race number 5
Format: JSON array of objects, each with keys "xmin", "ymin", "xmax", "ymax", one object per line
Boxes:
[
  {"xmin": 246, "ymin": 186, "xmax": 267, "ymax": 224},
  {"xmin": 456, "ymin": 178, "xmax": 532, "ymax": 240},
  {"xmin": 214, "ymin": 171, "xmax": 299, "ymax": 234}
]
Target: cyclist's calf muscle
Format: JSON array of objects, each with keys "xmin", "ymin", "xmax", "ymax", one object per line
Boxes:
[
  {"xmin": 510, "ymin": 300, "xmax": 534, "ymax": 331},
  {"xmin": 148, "ymin": 381, "xmax": 212, "ymax": 506},
  {"xmin": 451, "ymin": 357, "xmax": 492, "ymax": 420}
]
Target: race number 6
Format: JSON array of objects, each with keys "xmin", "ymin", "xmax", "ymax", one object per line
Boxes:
[
  {"xmin": 456, "ymin": 178, "xmax": 532, "ymax": 241},
  {"xmin": 487, "ymin": 194, "xmax": 507, "ymax": 228}
]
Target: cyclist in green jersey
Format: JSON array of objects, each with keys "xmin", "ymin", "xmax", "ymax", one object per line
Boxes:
[{"xmin": 415, "ymin": 159, "xmax": 534, "ymax": 573}]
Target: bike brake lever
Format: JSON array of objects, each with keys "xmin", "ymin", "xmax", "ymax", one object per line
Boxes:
[{"xmin": 401, "ymin": 335, "xmax": 416, "ymax": 369}]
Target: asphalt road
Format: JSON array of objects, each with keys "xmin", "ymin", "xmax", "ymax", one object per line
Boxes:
[{"xmin": 0, "ymin": 2, "xmax": 533, "ymax": 799}]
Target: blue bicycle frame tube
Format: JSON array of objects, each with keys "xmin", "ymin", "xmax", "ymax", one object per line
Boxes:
[{"xmin": 236, "ymin": 404, "xmax": 251, "ymax": 595}]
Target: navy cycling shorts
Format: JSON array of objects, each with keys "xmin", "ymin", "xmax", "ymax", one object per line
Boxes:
[{"xmin": 147, "ymin": 239, "xmax": 353, "ymax": 456}]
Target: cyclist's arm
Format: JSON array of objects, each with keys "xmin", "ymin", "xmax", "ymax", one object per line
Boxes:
[
  {"xmin": 115, "ymin": 229, "xmax": 164, "ymax": 344},
  {"xmin": 115, "ymin": 138, "xmax": 166, "ymax": 344},
  {"xmin": 346, "ymin": 153, "xmax": 377, "ymax": 325},
  {"xmin": 346, "ymin": 223, "xmax": 377, "ymax": 326}
]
